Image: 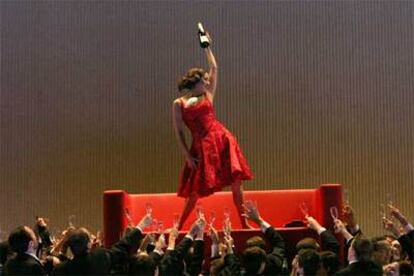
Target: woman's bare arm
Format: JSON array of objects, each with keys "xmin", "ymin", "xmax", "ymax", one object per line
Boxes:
[
  {"xmin": 205, "ymin": 46, "xmax": 218, "ymax": 100},
  {"xmin": 172, "ymin": 100, "xmax": 196, "ymax": 169}
]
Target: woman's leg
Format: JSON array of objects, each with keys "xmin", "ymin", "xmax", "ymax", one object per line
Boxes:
[
  {"xmin": 231, "ymin": 181, "xmax": 252, "ymax": 229},
  {"xmin": 178, "ymin": 193, "xmax": 198, "ymax": 230}
]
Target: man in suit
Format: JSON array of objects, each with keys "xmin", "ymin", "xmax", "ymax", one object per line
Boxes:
[
  {"xmin": 209, "ymin": 225, "xmax": 242, "ymax": 276},
  {"xmin": 242, "ymin": 201, "xmax": 287, "ymax": 275},
  {"xmin": 389, "ymin": 204, "xmax": 414, "ymax": 263},
  {"xmin": 4, "ymin": 225, "xmax": 51, "ymax": 275},
  {"xmin": 159, "ymin": 218, "xmax": 206, "ymax": 275},
  {"xmin": 335, "ymin": 237, "xmax": 382, "ymax": 275},
  {"xmin": 34, "ymin": 217, "xmax": 53, "ymax": 258},
  {"xmin": 301, "ymin": 216, "xmax": 340, "ymax": 255}
]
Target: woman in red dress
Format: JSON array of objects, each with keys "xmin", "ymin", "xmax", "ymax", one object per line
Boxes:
[{"xmin": 173, "ymin": 33, "xmax": 253, "ymax": 229}]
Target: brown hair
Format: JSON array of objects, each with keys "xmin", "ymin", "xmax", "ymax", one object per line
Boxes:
[
  {"xmin": 8, "ymin": 226, "xmax": 33, "ymax": 254},
  {"xmin": 246, "ymin": 236, "xmax": 266, "ymax": 250},
  {"xmin": 353, "ymin": 237, "xmax": 373, "ymax": 262},
  {"xmin": 210, "ymin": 257, "xmax": 225, "ymax": 276},
  {"xmin": 296, "ymin": 237, "xmax": 320, "ymax": 252},
  {"xmin": 298, "ymin": 249, "xmax": 321, "ymax": 276},
  {"xmin": 242, "ymin": 246, "xmax": 267, "ymax": 274},
  {"xmin": 177, "ymin": 68, "xmax": 206, "ymax": 91},
  {"xmin": 67, "ymin": 227, "xmax": 91, "ymax": 256}
]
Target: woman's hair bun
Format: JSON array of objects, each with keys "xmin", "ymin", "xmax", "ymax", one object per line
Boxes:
[{"xmin": 177, "ymin": 68, "xmax": 206, "ymax": 91}]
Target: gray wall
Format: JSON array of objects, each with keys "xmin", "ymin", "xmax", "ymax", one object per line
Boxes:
[{"xmin": 1, "ymin": 1, "xmax": 413, "ymax": 238}]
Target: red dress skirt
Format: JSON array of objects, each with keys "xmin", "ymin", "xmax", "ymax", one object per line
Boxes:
[{"xmin": 177, "ymin": 97, "xmax": 253, "ymax": 198}]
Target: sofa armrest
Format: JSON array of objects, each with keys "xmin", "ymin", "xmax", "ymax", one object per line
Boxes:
[{"xmin": 103, "ymin": 190, "xmax": 128, "ymax": 248}]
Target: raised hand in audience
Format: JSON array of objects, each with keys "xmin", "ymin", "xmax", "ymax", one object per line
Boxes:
[
  {"xmin": 136, "ymin": 213, "xmax": 153, "ymax": 231},
  {"xmin": 383, "ymin": 217, "xmax": 402, "ymax": 238},
  {"xmin": 223, "ymin": 234, "xmax": 234, "ymax": 256},
  {"xmin": 387, "ymin": 204, "xmax": 414, "ymax": 263},
  {"xmin": 187, "ymin": 217, "xmax": 205, "ymax": 240},
  {"xmin": 166, "ymin": 225, "xmax": 179, "ymax": 250},
  {"xmin": 138, "ymin": 233, "xmax": 155, "ymax": 253},
  {"xmin": 209, "ymin": 225, "xmax": 219, "ymax": 245},
  {"xmin": 153, "ymin": 233, "xmax": 167, "ymax": 256},
  {"xmin": 342, "ymin": 203, "xmax": 360, "ymax": 235},
  {"xmin": 383, "ymin": 261, "xmax": 400, "ymax": 276},
  {"xmin": 34, "ymin": 217, "xmax": 53, "ymax": 258},
  {"xmin": 334, "ymin": 218, "xmax": 353, "ymax": 242},
  {"xmin": 305, "ymin": 216, "xmax": 324, "ymax": 233},
  {"xmin": 160, "ymin": 218, "xmax": 206, "ymax": 275},
  {"xmin": 195, "ymin": 213, "xmax": 206, "ymax": 240},
  {"xmin": 242, "ymin": 200, "xmax": 264, "ymax": 226},
  {"xmin": 290, "ymin": 255, "xmax": 300, "ymax": 276},
  {"xmin": 89, "ymin": 231, "xmax": 102, "ymax": 250},
  {"xmin": 209, "ymin": 226, "xmax": 221, "ymax": 258},
  {"xmin": 36, "ymin": 217, "xmax": 48, "ymax": 228},
  {"xmin": 305, "ymin": 216, "xmax": 340, "ymax": 254},
  {"xmin": 388, "ymin": 204, "xmax": 411, "ymax": 229}
]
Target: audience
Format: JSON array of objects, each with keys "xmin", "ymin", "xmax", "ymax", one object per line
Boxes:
[
  {"xmin": 53, "ymin": 213, "xmax": 152, "ymax": 274},
  {"xmin": 0, "ymin": 200, "xmax": 412, "ymax": 275},
  {"xmin": 4, "ymin": 225, "xmax": 55, "ymax": 275}
]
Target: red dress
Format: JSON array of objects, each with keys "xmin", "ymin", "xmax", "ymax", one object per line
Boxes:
[{"xmin": 177, "ymin": 97, "xmax": 253, "ymax": 198}]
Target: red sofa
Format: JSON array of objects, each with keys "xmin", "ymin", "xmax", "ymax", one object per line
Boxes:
[{"xmin": 103, "ymin": 184, "xmax": 343, "ymax": 262}]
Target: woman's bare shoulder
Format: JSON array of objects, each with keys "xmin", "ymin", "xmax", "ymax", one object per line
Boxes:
[
  {"xmin": 173, "ymin": 98, "xmax": 185, "ymax": 110},
  {"xmin": 173, "ymin": 97, "xmax": 183, "ymax": 105}
]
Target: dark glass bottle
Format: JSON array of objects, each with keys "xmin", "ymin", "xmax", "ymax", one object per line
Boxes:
[{"xmin": 197, "ymin": 22, "xmax": 210, "ymax": 48}]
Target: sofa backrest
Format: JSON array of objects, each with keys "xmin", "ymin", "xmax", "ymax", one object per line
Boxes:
[{"xmin": 103, "ymin": 184, "xmax": 342, "ymax": 248}]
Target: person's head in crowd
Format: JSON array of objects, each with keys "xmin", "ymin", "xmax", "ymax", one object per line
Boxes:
[
  {"xmin": 319, "ymin": 251, "xmax": 340, "ymax": 276},
  {"xmin": 209, "ymin": 257, "xmax": 224, "ymax": 276},
  {"xmin": 242, "ymin": 246, "xmax": 267, "ymax": 275},
  {"xmin": 246, "ymin": 236, "xmax": 266, "ymax": 250},
  {"xmin": 383, "ymin": 234, "xmax": 396, "ymax": 244},
  {"xmin": 7, "ymin": 226, "xmax": 38, "ymax": 255},
  {"xmin": 66, "ymin": 227, "xmax": 91, "ymax": 257},
  {"xmin": 348, "ymin": 237, "xmax": 373, "ymax": 263},
  {"xmin": 0, "ymin": 241, "xmax": 13, "ymax": 265},
  {"xmin": 372, "ymin": 238, "xmax": 392, "ymax": 266},
  {"xmin": 398, "ymin": 260, "xmax": 414, "ymax": 276},
  {"xmin": 296, "ymin": 237, "xmax": 320, "ymax": 252},
  {"xmin": 129, "ymin": 252, "xmax": 157, "ymax": 276},
  {"xmin": 297, "ymin": 249, "xmax": 321, "ymax": 276},
  {"xmin": 390, "ymin": 239, "xmax": 404, "ymax": 262},
  {"xmin": 34, "ymin": 217, "xmax": 48, "ymax": 233}
]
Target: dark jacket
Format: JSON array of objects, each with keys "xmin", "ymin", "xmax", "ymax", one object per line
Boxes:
[
  {"xmin": 260, "ymin": 226, "xmax": 287, "ymax": 275},
  {"xmin": 4, "ymin": 253, "xmax": 46, "ymax": 275},
  {"xmin": 217, "ymin": 254, "xmax": 242, "ymax": 276},
  {"xmin": 320, "ymin": 229, "xmax": 340, "ymax": 255},
  {"xmin": 159, "ymin": 236, "xmax": 203, "ymax": 276},
  {"xmin": 398, "ymin": 229, "xmax": 414, "ymax": 263}
]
